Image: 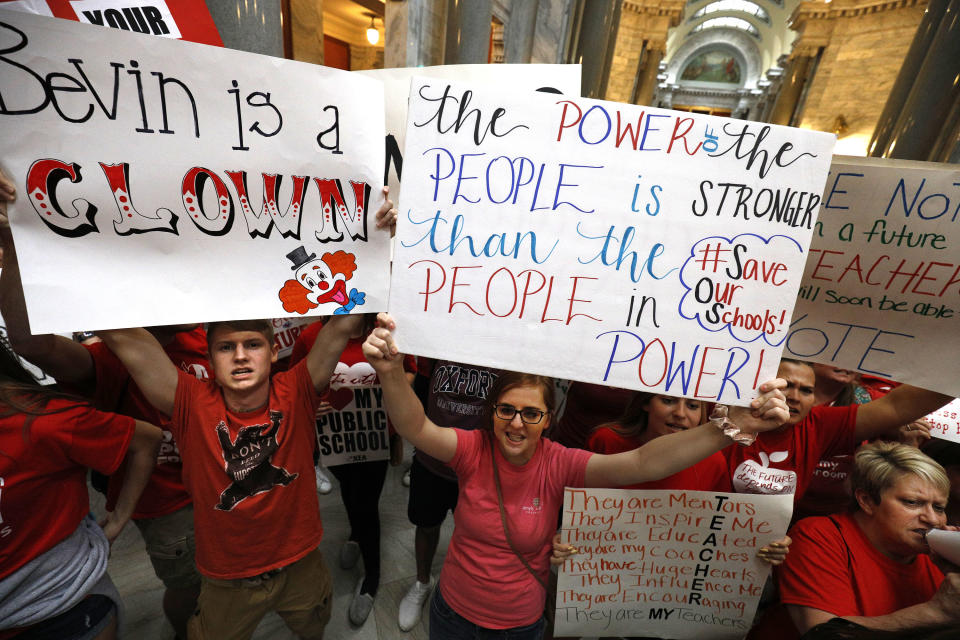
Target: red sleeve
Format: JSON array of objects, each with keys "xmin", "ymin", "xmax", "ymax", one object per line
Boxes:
[
  {"xmin": 809, "ymin": 404, "xmax": 858, "ymax": 459},
  {"xmin": 403, "ymin": 355, "xmax": 416, "ymax": 374},
  {"xmin": 584, "ymin": 427, "xmax": 635, "ymax": 455},
  {"xmin": 77, "ymin": 342, "xmax": 130, "ymax": 410},
  {"xmin": 274, "ymin": 359, "xmax": 322, "ymax": 416},
  {"xmin": 556, "ymin": 440, "xmax": 593, "ymax": 488},
  {"xmin": 172, "ymin": 369, "xmax": 205, "ymax": 443},
  {"xmin": 778, "ymin": 517, "xmax": 858, "ymax": 616},
  {"xmin": 38, "ymin": 401, "xmax": 136, "ymax": 475},
  {"xmin": 449, "ymin": 428, "xmax": 483, "ymax": 474},
  {"xmin": 288, "ymin": 321, "xmax": 322, "ymax": 366}
]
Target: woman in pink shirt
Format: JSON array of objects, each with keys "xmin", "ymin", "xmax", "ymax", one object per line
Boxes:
[{"xmin": 364, "ymin": 313, "xmax": 790, "ymax": 638}]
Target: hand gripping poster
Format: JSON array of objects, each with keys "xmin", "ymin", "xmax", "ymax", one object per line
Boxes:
[
  {"xmin": 0, "ymin": 9, "xmax": 387, "ymax": 332},
  {"xmin": 389, "ymin": 77, "xmax": 836, "ymax": 404}
]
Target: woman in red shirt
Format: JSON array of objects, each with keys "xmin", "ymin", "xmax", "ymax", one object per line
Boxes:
[{"xmin": 0, "ymin": 345, "xmax": 161, "ymax": 640}]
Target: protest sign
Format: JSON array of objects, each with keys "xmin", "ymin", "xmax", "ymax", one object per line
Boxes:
[
  {"xmin": 0, "ymin": 10, "xmax": 388, "ymax": 333},
  {"xmin": 0, "ymin": 0, "xmax": 221, "ymax": 45},
  {"xmin": 925, "ymin": 397, "xmax": 960, "ymax": 444},
  {"xmin": 316, "ymin": 379, "xmax": 389, "ymax": 467},
  {"xmin": 388, "ymin": 76, "xmax": 835, "ymax": 403},
  {"xmin": 272, "ymin": 316, "xmax": 309, "ymax": 360},
  {"xmin": 784, "ymin": 157, "xmax": 960, "ymax": 396},
  {"xmin": 358, "ymin": 64, "xmax": 580, "ymax": 204},
  {"xmin": 555, "ymin": 488, "xmax": 792, "ymax": 638}
]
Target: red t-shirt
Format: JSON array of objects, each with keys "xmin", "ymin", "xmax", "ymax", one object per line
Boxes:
[
  {"xmin": 725, "ymin": 405, "xmax": 857, "ymax": 503},
  {"xmin": 172, "ymin": 361, "xmax": 322, "ymax": 579},
  {"xmin": 440, "ymin": 430, "xmax": 592, "ymax": 629},
  {"xmin": 585, "ymin": 426, "xmax": 731, "ymax": 491},
  {"xmin": 760, "ymin": 511, "xmax": 943, "ymax": 638},
  {"xmin": 795, "ymin": 385, "xmax": 881, "ymax": 520},
  {"xmin": 86, "ymin": 327, "xmax": 210, "ymax": 519},
  {"xmin": 548, "ymin": 382, "xmax": 634, "ymax": 450},
  {"xmin": 0, "ymin": 400, "xmax": 134, "ymax": 579}
]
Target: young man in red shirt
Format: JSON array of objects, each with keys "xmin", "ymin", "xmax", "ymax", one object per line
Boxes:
[{"xmin": 100, "ymin": 314, "xmax": 365, "ymax": 639}]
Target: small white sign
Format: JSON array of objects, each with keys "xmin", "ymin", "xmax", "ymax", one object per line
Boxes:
[{"xmin": 70, "ymin": 0, "xmax": 182, "ymax": 38}]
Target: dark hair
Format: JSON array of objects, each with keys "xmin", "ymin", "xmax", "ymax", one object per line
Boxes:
[
  {"xmin": 205, "ymin": 319, "xmax": 275, "ymax": 349},
  {"xmin": 0, "ymin": 343, "xmax": 90, "ymax": 451},
  {"xmin": 594, "ymin": 391, "xmax": 656, "ymax": 440},
  {"xmin": 593, "ymin": 392, "xmax": 708, "ymax": 441},
  {"xmin": 483, "ymin": 371, "xmax": 556, "ymax": 430},
  {"xmin": 779, "ymin": 358, "xmax": 815, "ymax": 372}
]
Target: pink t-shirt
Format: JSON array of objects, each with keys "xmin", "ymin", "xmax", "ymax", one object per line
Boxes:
[{"xmin": 440, "ymin": 429, "xmax": 592, "ymax": 629}]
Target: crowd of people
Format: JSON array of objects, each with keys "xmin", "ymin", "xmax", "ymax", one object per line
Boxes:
[{"xmin": 0, "ymin": 165, "xmax": 959, "ymax": 640}]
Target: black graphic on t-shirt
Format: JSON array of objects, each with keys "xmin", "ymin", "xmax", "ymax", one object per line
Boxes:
[{"xmin": 215, "ymin": 410, "xmax": 298, "ymax": 511}]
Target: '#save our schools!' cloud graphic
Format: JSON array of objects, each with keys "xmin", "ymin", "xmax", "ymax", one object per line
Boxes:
[
  {"xmin": 678, "ymin": 233, "xmax": 802, "ymax": 345},
  {"xmin": 278, "ymin": 247, "xmax": 366, "ymax": 315}
]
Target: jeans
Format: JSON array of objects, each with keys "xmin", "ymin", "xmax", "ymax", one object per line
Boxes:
[{"xmin": 430, "ymin": 585, "xmax": 545, "ymax": 640}]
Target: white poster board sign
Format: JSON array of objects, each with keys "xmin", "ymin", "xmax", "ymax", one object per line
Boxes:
[
  {"xmin": 0, "ymin": 10, "xmax": 388, "ymax": 333},
  {"xmin": 389, "ymin": 76, "xmax": 835, "ymax": 404},
  {"xmin": 555, "ymin": 488, "xmax": 792, "ymax": 638},
  {"xmin": 925, "ymin": 398, "xmax": 960, "ymax": 444},
  {"xmin": 316, "ymin": 385, "xmax": 390, "ymax": 467},
  {"xmin": 785, "ymin": 156, "xmax": 960, "ymax": 396},
  {"xmin": 358, "ymin": 64, "xmax": 581, "ymax": 203}
]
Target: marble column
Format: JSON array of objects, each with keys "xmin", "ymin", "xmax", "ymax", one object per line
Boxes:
[
  {"xmin": 767, "ymin": 54, "xmax": 811, "ymax": 126},
  {"xmin": 633, "ymin": 45, "xmax": 664, "ymax": 106},
  {"xmin": 504, "ymin": 0, "xmax": 539, "ymax": 63},
  {"xmin": 531, "ymin": 0, "xmax": 575, "ymax": 64},
  {"xmin": 882, "ymin": 0, "xmax": 960, "ymax": 160},
  {"xmin": 578, "ymin": 0, "xmax": 621, "ymax": 99},
  {"xmin": 385, "ymin": 0, "xmax": 446, "ymax": 68},
  {"xmin": 445, "ymin": 0, "xmax": 492, "ymax": 64},
  {"xmin": 869, "ymin": 0, "xmax": 952, "ymax": 156},
  {"xmin": 204, "ymin": 0, "xmax": 284, "ymax": 57}
]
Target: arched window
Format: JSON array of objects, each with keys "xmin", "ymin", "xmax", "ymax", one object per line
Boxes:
[
  {"xmin": 690, "ymin": 17, "xmax": 760, "ymax": 37},
  {"xmin": 679, "ymin": 50, "xmax": 743, "ymax": 84},
  {"xmin": 690, "ymin": 0, "xmax": 770, "ymax": 23}
]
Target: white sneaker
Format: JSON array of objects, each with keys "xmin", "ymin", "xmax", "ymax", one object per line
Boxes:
[
  {"xmin": 315, "ymin": 467, "xmax": 332, "ymax": 495},
  {"xmin": 401, "ymin": 467, "xmax": 411, "ymax": 487},
  {"xmin": 397, "ymin": 578, "xmax": 433, "ymax": 631}
]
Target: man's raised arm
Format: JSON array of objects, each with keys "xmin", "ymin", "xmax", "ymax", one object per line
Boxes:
[
  {"xmin": 0, "ymin": 167, "xmax": 94, "ymax": 387},
  {"xmin": 98, "ymin": 329, "xmax": 179, "ymax": 416},
  {"xmin": 305, "ymin": 315, "xmax": 363, "ymax": 393}
]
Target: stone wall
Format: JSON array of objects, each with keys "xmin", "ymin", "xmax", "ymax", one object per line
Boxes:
[
  {"xmin": 350, "ymin": 45, "xmax": 384, "ymax": 70},
  {"xmin": 795, "ymin": 0, "xmax": 925, "ymax": 149},
  {"xmin": 606, "ymin": 7, "xmax": 644, "ymax": 102},
  {"xmin": 604, "ymin": 0, "xmax": 684, "ymax": 104},
  {"xmin": 291, "ymin": 0, "xmax": 324, "ymax": 64}
]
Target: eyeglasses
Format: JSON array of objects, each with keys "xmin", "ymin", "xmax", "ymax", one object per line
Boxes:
[{"xmin": 494, "ymin": 404, "xmax": 548, "ymax": 425}]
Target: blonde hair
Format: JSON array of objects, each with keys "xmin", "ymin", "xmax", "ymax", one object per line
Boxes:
[{"xmin": 851, "ymin": 441, "xmax": 949, "ymax": 508}]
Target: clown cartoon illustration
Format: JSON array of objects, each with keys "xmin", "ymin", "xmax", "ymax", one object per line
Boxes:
[{"xmin": 278, "ymin": 246, "xmax": 366, "ymax": 315}]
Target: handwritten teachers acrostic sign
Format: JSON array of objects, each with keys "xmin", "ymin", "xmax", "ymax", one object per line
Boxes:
[
  {"xmin": 555, "ymin": 488, "xmax": 792, "ymax": 638},
  {"xmin": 0, "ymin": 10, "xmax": 387, "ymax": 333},
  {"xmin": 389, "ymin": 77, "xmax": 835, "ymax": 403},
  {"xmin": 784, "ymin": 156, "xmax": 960, "ymax": 396}
]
